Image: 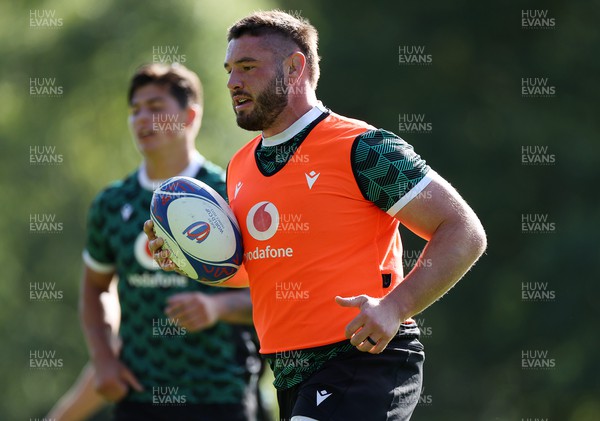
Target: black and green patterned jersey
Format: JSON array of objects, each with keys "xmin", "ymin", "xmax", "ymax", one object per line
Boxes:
[
  {"xmin": 256, "ymin": 105, "xmax": 430, "ymax": 389},
  {"xmin": 84, "ymin": 158, "xmax": 258, "ymax": 404},
  {"xmin": 351, "ymin": 128, "xmax": 431, "ymax": 214}
]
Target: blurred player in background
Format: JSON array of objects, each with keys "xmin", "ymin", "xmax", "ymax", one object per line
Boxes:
[
  {"xmin": 148, "ymin": 10, "xmax": 487, "ymax": 421},
  {"xmin": 80, "ymin": 63, "xmax": 267, "ymax": 421}
]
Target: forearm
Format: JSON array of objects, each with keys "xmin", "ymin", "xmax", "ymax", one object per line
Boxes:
[
  {"xmin": 213, "ymin": 289, "xmax": 254, "ymax": 325},
  {"xmin": 46, "ymin": 363, "xmax": 106, "ymax": 421},
  {"xmin": 80, "ymin": 280, "xmax": 116, "ymax": 363},
  {"xmin": 388, "ymin": 214, "xmax": 487, "ymax": 320}
]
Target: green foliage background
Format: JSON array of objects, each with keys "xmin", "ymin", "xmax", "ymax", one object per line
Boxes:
[{"xmin": 1, "ymin": 0, "xmax": 598, "ymax": 420}]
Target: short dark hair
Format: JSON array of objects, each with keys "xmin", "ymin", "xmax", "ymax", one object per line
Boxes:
[
  {"xmin": 128, "ymin": 63, "xmax": 203, "ymax": 109},
  {"xmin": 227, "ymin": 10, "xmax": 320, "ymax": 89}
]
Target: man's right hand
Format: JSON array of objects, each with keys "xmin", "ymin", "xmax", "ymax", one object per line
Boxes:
[
  {"xmin": 143, "ymin": 220, "xmax": 184, "ymax": 274},
  {"xmin": 93, "ymin": 356, "xmax": 143, "ymax": 402}
]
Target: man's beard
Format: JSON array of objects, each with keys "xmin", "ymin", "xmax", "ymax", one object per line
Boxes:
[{"xmin": 235, "ymin": 66, "xmax": 288, "ymax": 132}]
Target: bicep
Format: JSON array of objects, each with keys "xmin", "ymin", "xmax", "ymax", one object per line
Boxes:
[
  {"xmin": 83, "ymin": 265, "xmax": 114, "ymax": 292},
  {"xmin": 394, "ymin": 172, "xmax": 475, "ymax": 241},
  {"xmin": 80, "ymin": 266, "xmax": 117, "ymax": 328}
]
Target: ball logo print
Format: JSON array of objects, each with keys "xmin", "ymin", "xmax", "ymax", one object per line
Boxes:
[
  {"xmin": 183, "ymin": 221, "xmax": 211, "ymax": 244},
  {"xmin": 247, "ymin": 201, "xmax": 280, "ymax": 241}
]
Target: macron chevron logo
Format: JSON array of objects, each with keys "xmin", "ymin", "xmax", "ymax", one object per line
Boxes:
[
  {"xmin": 234, "ymin": 181, "xmax": 243, "ymax": 199},
  {"xmin": 121, "ymin": 203, "xmax": 133, "ymax": 221},
  {"xmin": 316, "ymin": 389, "xmax": 332, "ymax": 406},
  {"xmin": 305, "ymin": 171, "xmax": 320, "ymax": 190}
]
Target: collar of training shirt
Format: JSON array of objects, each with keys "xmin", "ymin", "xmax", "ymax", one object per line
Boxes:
[{"xmin": 261, "ymin": 102, "xmax": 328, "ymax": 147}]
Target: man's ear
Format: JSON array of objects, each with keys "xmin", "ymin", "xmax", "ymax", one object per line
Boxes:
[
  {"xmin": 186, "ymin": 103, "xmax": 203, "ymax": 127},
  {"xmin": 285, "ymin": 52, "xmax": 307, "ymax": 82},
  {"xmin": 184, "ymin": 103, "xmax": 203, "ymax": 136}
]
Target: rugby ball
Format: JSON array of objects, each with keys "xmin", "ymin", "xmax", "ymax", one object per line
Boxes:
[{"xmin": 150, "ymin": 176, "xmax": 243, "ymax": 285}]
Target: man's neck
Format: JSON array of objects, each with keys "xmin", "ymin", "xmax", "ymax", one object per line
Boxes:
[
  {"xmin": 144, "ymin": 148, "xmax": 194, "ymax": 180},
  {"xmin": 262, "ymin": 93, "xmax": 318, "ymax": 138},
  {"xmin": 262, "ymin": 102, "xmax": 327, "ymax": 146}
]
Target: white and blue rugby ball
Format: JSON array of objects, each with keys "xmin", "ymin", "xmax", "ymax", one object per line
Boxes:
[{"xmin": 150, "ymin": 176, "xmax": 243, "ymax": 285}]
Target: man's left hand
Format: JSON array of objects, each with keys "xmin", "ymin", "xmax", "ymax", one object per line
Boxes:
[{"xmin": 335, "ymin": 295, "xmax": 404, "ymax": 354}]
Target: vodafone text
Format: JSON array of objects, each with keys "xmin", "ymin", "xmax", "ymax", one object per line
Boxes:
[{"xmin": 244, "ymin": 245, "xmax": 293, "ymax": 261}]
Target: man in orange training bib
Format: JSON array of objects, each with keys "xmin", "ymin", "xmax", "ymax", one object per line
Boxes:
[{"xmin": 146, "ymin": 11, "xmax": 487, "ymax": 421}]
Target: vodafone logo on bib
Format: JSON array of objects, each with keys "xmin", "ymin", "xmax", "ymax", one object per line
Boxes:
[
  {"xmin": 246, "ymin": 201, "xmax": 280, "ymax": 241},
  {"xmin": 245, "ymin": 201, "xmax": 294, "ymax": 262}
]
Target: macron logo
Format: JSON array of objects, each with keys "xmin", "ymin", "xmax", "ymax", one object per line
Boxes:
[
  {"xmin": 121, "ymin": 203, "xmax": 133, "ymax": 221},
  {"xmin": 305, "ymin": 171, "xmax": 320, "ymax": 190},
  {"xmin": 316, "ymin": 389, "xmax": 332, "ymax": 406},
  {"xmin": 234, "ymin": 182, "xmax": 243, "ymax": 199}
]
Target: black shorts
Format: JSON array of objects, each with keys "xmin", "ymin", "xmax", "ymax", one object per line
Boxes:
[
  {"xmin": 113, "ymin": 401, "xmax": 253, "ymax": 421},
  {"xmin": 277, "ymin": 336, "xmax": 424, "ymax": 421}
]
